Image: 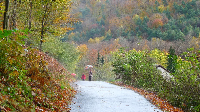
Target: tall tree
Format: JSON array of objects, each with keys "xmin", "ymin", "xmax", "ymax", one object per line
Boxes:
[
  {"xmin": 1, "ymin": 0, "xmax": 76, "ymax": 50},
  {"xmin": 167, "ymin": 46, "xmax": 177, "ymax": 73},
  {"xmin": 96, "ymin": 51, "xmax": 101, "ymax": 67},
  {"xmin": 10, "ymin": 0, "xmax": 17, "ymax": 29},
  {"xmin": 28, "ymin": 1, "xmax": 32, "ymax": 30},
  {"xmin": 35, "ymin": 0, "xmax": 76, "ymax": 51},
  {"xmin": 3, "ymin": 0, "xmax": 9, "ymax": 29}
]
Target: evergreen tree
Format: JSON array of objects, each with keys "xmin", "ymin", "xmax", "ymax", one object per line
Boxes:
[
  {"xmin": 96, "ymin": 52, "xmax": 104, "ymax": 67},
  {"xmin": 96, "ymin": 52, "xmax": 101, "ymax": 67},
  {"xmin": 101, "ymin": 56, "xmax": 104, "ymax": 65},
  {"xmin": 155, "ymin": 0, "xmax": 160, "ymax": 6},
  {"xmin": 162, "ymin": 0, "xmax": 168, "ymax": 6},
  {"xmin": 167, "ymin": 46, "xmax": 177, "ymax": 73},
  {"xmin": 163, "ymin": 8, "xmax": 171, "ymax": 19},
  {"xmin": 105, "ymin": 30, "xmax": 112, "ymax": 40}
]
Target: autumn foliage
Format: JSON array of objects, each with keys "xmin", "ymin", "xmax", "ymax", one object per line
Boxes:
[
  {"xmin": 151, "ymin": 18, "xmax": 164, "ymax": 28},
  {"xmin": 0, "ymin": 0, "xmax": 77, "ymax": 111},
  {"xmin": 0, "ymin": 30, "xmax": 76, "ymax": 111}
]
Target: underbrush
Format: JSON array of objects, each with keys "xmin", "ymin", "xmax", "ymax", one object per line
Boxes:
[{"xmin": 0, "ymin": 30, "xmax": 76, "ymax": 111}]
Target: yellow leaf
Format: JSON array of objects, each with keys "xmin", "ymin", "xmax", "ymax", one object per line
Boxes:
[
  {"xmin": 13, "ymin": 70, "xmax": 19, "ymax": 76},
  {"xmin": 9, "ymin": 70, "xmax": 19, "ymax": 76},
  {"xmin": 7, "ymin": 57, "xmax": 13, "ymax": 65}
]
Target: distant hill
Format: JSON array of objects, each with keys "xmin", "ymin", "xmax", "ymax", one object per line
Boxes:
[{"xmin": 64, "ymin": 0, "xmax": 200, "ymax": 43}]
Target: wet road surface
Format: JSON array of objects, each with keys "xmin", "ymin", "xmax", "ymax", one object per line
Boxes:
[{"xmin": 69, "ymin": 81, "xmax": 162, "ymax": 112}]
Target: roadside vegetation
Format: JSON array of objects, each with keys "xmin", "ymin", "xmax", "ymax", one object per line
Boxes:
[
  {"xmin": 1, "ymin": 0, "xmax": 200, "ymax": 111},
  {"xmin": 0, "ymin": 29, "xmax": 76, "ymax": 111},
  {"xmin": 0, "ymin": 0, "xmax": 79, "ymax": 111},
  {"xmin": 112, "ymin": 47, "xmax": 200, "ymax": 112}
]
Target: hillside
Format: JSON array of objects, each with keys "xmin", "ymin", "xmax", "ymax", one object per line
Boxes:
[
  {"xmin": 66, "ymin": 0, "xmax": 200, "ymax": 46},
  {"xmin": 0, "ymin": 33, "xmax": 76, "ymax": 111},
  {"xmin": 0, "ymin": 0, "xmax": 78, "ymax": 111}
]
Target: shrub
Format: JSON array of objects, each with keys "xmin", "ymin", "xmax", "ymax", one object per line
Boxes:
[
  {"xmin": 112, "ymin": 48, "xmax": 163, "ymax": 90},
  {"xmin": 43, "ymin": 36, "xmax": 79, "ymax": 73},
  {"xmin": 0, "ymin": 30, "xmax": 76, "ymax": 111},
  {"xmin": 149, "ymin": 48, "xmax": 168, "ymax": 68},
  {"xmin": 112, "ymin": 47, "xmax": 200, "ymax": 111}
]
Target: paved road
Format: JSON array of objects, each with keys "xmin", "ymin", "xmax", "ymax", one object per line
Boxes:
[{"xmin": 69, "ymin": 81, "xmax": 162, "ymax": 112}]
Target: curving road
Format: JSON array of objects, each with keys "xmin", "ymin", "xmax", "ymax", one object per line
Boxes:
[{"xmin": 69, "ymin": 81, "xmax": 162, "ymax": 112}]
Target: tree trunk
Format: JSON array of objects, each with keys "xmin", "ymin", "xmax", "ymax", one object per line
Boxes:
[
  {"xmin": 11, "ymin": 0, "xmax": 17, "ymax": 30},
  {"xmin": 28, "ymin": 1, "xmax": 32, "ymax": 30},
  {"xmin": 39, "ymin": 4, "xmax": 48, "ymax": 51},
  {"xmin": 3, "ymin": 0, "xmax": 9, "ymax": 30},
  {"xmin": 40, "ymin": 19, "xmax": 45, "ymax": 51},
  {"xmin": 39, "ymin": 2, "xmax": 53, "ymax": 51}
]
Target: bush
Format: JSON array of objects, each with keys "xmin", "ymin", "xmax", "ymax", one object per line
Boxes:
[
  {"xmin": 112, "ymin": 47, "xmax": 200, "ymax": 111},
  {"xmin": 0, "ymin": 30, "xmax": 76, "ymax": 111},
  {"xmin": 94, "ymin": 62, "xmax": 115, "ymax": 81},
  {"xmin": 149, "ymin": 49, "xmax": 168, "ymax": 68},
  {"xmin": 112, "ymin": 48, "xmax": 163, "ymax": 90},
  {"xmin": 43, "ymin": 36, "xmax": 79, "ymax": 73}
]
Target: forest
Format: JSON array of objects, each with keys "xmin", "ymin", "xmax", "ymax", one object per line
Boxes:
[{"xmin": 0, "ymin": 0, "xmax": 200, "ymax": 111}]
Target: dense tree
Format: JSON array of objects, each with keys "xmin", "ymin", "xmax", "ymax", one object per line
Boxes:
[
  {"xmin": 1, "ymin": 0, "xmax": 76, "ymax": 50},
  {"xmin": 65, "ymin": 0, "xmax": 200, "ymax": 43}
]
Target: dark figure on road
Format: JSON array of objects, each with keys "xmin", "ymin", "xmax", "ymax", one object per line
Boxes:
[
  {"xmin": 81, "ymin": 73, "xmax": 86, "ymax": 81},
  {"xmin": 89, "ymin": 70, "xmax": 92, "ymax": 81}
]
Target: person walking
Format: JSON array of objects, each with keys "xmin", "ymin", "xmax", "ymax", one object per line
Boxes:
[
  {"xmin": 81, "ymin": 73, "xmax": 86, "ymax": 81},
  {"xmin": 89, "ymin": 70, "xmax": 93, "ymax": 81}
]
